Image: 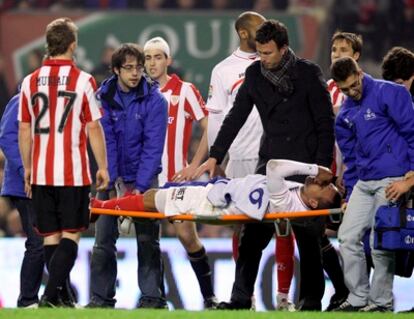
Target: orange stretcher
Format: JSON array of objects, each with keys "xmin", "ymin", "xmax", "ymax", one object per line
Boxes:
[{"xmin": 90, "ymin": 208, "xmax": 343, "ymax": 225}]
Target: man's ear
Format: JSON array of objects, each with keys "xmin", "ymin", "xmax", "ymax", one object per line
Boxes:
[
  {"xmin": 353, "ymin": 51, "xmax": 361, "ymax": 61},
  {"xmin": 308, "ymin": 198, "xmax": 319, "ymax": 209},
  {"xmin": 114, "ymin": 68, "xmax": 120, "ymax": 76},
  {"xmin": 238, "ymin": 28, "xmax": 248, "ymax": 41},
  {"xmin": 280, "ymin": 45, "xmax": 288, "ymax": 56}
]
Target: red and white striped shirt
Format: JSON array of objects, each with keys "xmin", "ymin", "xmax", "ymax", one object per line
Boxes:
[
  {"xmin": 18, "ymin": 59, "xmax": 102, "ymax": 186},
  {"xmin": 327, "ymin": 79, "xmax": 346, "ymax": 115},
  {"xmin": 158, "ymin": 74, "xmax": 208, "ymax": 186},
  {"xmin": 327, "ymin": 78, "xmax": 346, "ymax": 176}
]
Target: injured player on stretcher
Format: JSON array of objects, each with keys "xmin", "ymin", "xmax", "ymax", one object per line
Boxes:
[{"xmin": 90, "ymin": 160, "xmax": 342, "ymax": 221}]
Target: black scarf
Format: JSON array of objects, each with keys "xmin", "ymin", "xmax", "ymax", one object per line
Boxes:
[{"xmin": 261, "ymin": 47, "xmax": 297, "ymax": 96}]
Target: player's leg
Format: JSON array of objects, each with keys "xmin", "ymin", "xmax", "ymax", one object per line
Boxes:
[
  {"xmin": 174, "ymin": 221, "xmax": 217, "ymax": 309},
  {"xmin": 274, "ymin": 220, "xmax": 295, "ymax": 311}
]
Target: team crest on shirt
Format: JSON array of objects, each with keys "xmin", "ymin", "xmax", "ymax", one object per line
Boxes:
[
  {"xmin": 364, "ymin": 108, "xmax": 376, "ymax": 121},
  {"xmin": 170, "ymin": 95, "xmax": 179, "ymax": 105},
  {"xmin": 208, "ymin": 85, "xmax": 213, "ymax": 99}
]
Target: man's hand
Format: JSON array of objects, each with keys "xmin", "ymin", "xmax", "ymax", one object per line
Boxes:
[
  {"xmin": 96, "ymin": 169, "xmax": 110, "ymax": 192},
  {"xmin": 315, "ymin": 166, "xmax": 334, "ymax": 186},
  {"xmin": 385, "ymin": 179, "xmax": 411, "ymax": 201},
  {"xmin": 172, "ymin": 163, "xmax": 198, "ymax": 182},
  {"xmin": 193, "ymin": 158, "xmax": 218, "ymax": 179},
  {"xmin": 24, "ymin": 168, "xmax": 32, "ymax": 198},
  {"xmin": 335, "ymin": 176, "xmax": 346, "ymax": 195}
]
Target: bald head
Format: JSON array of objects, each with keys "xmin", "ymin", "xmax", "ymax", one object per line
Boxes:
[
  {"xmin": 235, "ymin": 11, "xmax": 266, "ymax": 52},
  {"xmin": 235, "ymin": 11, "xmax": 265, "ymax": 33}
]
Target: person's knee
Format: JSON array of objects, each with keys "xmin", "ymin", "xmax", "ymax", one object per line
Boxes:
[
  {"xmin": 94, "ymin": 218, "xmax": 119, "ymax": 245},
  {"xmin": 177, "ymin": 232, "xmax": 201, "ymax": 252},
  {"xmin": 338, "ymin": 228, "xmax": 361, "ymax": 247},
  {"xmin": 44, "ymin": 233, "xmax": 61, "ymax": 245}
]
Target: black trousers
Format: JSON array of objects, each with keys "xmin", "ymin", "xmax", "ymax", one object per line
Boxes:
[
  {"xmin": 230, "ymin": 217, "xmax": 325, "ymax": 310},
  {"xmin": 9, "ymin": 196, "xmax": 44, "ymax": 307}
]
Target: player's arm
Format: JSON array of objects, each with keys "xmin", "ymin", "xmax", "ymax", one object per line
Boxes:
[
  {"xmin": 173, "ymin": 117, "xmax": 208, "ymax": 181},
  {"xmin": 87, "ymin": 120, "xmax": 109, "ymax": 191},
  {"xmin": 267, "ymin": 159, "xmax": 332, "ymax": 193}
]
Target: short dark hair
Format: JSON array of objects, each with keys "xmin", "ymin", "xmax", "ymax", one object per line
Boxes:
[
  {"xmin": 111, "ymin": 43, "xmax": 144, "ymax": 72},
  {"xmin": 45, "ymin": 17, "xmax": 78, "ymax": 57},
  {"xmin": 331, "ymin": 57, "xmax": 359, "ymax": 82},
  {"xmin": 255, "ymin": 19, "xmax": 289, "ymax": 49},
  {"xmin": 331, "ymin": 31, "xmax": 363, "ymax": 56},
  {"xmin": 319, "ymin": 188, "xmax": 342, "ymax": 209},
  {"xmin": 382, "ymin": 46, "xmax": 414, "ymax": 81}
]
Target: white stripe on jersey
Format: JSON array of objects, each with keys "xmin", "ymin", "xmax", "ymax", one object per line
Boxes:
[
  {"xmin": 35, "ymin": 66, "xmax": 51, "ymax": 185},
  {"xmin": 72, "ymin": 71, "xmax": 91, "ymax": 185},
  {"xmin": 158, "ymin": 74, "xmax": 207, "ymax": 186},
  {"xmin": 173, "ymin": 86, "xmax": 186, "ymax": 181},
  {"xmin": 53, "ymin": 66, "xmax": 70, "ymax": 185}
]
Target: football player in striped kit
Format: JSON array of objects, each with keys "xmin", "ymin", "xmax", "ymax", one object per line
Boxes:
[{"xmin": 18, "ymin": 17, "xmax": 109, "ymax": 307}]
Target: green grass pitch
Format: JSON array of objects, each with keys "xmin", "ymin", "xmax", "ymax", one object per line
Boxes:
[{"xmin": 0, "ymin": 309, "xmax": 412, "ymax": 319}]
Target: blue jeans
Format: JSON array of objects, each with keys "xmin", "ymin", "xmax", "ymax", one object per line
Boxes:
[
  {"xmin": 89, "ymin": 189, "xmax": 165, "ymax": 307},
  {"xmin": 338, "ymin": 177, "xmax": 399, "ymax": 308},
  {"xmin": 9, "ymin": 196, "xmax": 44, "ymax": 307}
]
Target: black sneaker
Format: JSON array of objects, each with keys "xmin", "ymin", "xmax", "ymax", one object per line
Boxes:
[
  {"xmin": 137, "ymin": 297, "xmax": 168, "ymax": 309},
  {"xmin": 56, "ymin": 287, "xmax": 76, "ymax": 308},
  {"xmin": 85, "ymin": 301, "xmax": 114, "ymax": 308},
  {"xmin": 217, "ymin": 300, "xmax": 251, "ymax": 310},
  {"xmin": 38, "ymin": 295, "xmax": 58, "ymax": 308},
  {"xmin": 85, "ymin": 296, "xmax": 115, "ymax": 308},
  {"xmin": 325, "ymin": 293, "xmax": 348, "ymax": 311},
  {"xmin": 204, "ymin": 296, "xmax": 219, "ymax": 310},
  {"xmin": 359, "ymin": 304, "xmax": 392, "ymax": 312},
  {"xmin": 332, "ymin": 300, "xmax": 365, "ymax": 312}
]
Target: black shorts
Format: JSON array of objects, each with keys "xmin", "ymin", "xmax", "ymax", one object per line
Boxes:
[{"xmin": 31, "ymin": 185, "xmax": 90, "ymax": 236}]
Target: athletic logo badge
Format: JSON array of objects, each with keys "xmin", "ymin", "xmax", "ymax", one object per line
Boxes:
[{"xmin": 364, "ymin": 108, "xmax": 376, "ymax": 121}]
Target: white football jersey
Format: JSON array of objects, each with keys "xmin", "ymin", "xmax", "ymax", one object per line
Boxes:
[
  {"xmin": 208, "ymin": 175, "xmax": 268, "ymax": 220},
  {"xmin": 206, "ymin": 48, "xmax": 263, "ymax": 160}
]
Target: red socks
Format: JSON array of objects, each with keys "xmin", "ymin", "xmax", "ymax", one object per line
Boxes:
[
  {"xmin": 275, "ymin": 233, "xmax": 295, "ymax": 294},
  {"xmin": 91, "ymin": 194, "xmax": 145, "ymax": 211}
]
